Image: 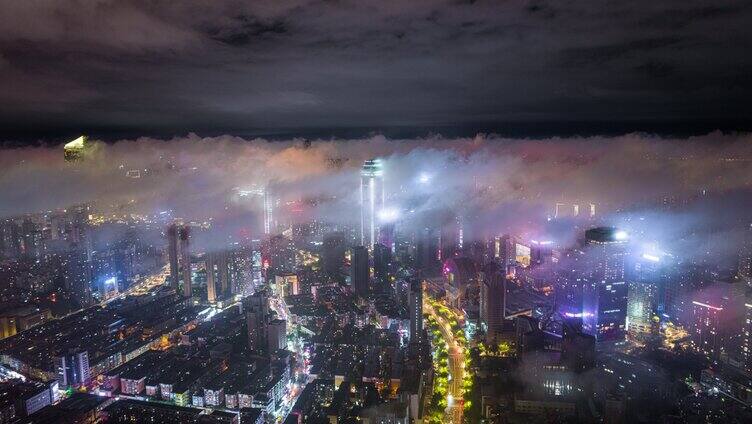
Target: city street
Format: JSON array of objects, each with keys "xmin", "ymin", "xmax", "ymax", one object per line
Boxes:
[
  {"xmin": 424, "ymin": 300, "xmax": 465, "ymax": 424},
  {"xmin": 269, "ymin": 292, "xmax": 310, "ymax": 423},
  {"xmin": 101, "ymin": 264, "xmax": 170, "ymax": 306}
]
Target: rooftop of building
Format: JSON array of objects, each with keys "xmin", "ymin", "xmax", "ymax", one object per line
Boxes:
[
  {"xmin": 109, "ymin": 351, "xmax": 169, "ymax": 380},
  {"xmin": 585, "ymin": 227, "xmax": 628, "ymax": 244},
  {"xmin": 240, "ymin": 407, "xmax": 264, "ymax": 422},
  {"xmin": 204, "ymin": 362, "xmax": 256, "ymax": 393},
  {"xmin": 103, "ymin": 398, "xmax": 237, "ymax": 423},
  {"xmin": 0, "ymin": 379, "xmax": 50, "ymax": 408},
  {"xmin": 0, "ymin": 294, "xmax": 196, "ymax": 371}
]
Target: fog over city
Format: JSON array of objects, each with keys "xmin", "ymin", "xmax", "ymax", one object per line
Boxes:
[{"xmin": 2, "ymin": 131, "xmax": 751, "ymax": 261}]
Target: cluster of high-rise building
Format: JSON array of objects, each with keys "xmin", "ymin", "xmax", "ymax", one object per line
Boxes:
[
  {"xmin": 0, "ymin": 206, "xmax": 164, "ymax": 324},
  {"xmin": 2, "ymin": 156, "xmax": 752, "ymax": 423},
  {"xmin": 165, "ymin": 224, "xmax": 257, "ymax": 304}
]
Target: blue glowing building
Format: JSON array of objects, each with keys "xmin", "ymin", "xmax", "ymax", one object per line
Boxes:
[{"xmin": 581, "ymin": 227, "xmax": 629, "ymax": 342}]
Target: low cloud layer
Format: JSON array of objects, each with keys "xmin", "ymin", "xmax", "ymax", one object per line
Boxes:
[{"xmin": 2, "ymin": 132, "xmax": 752, "ymax": 261}]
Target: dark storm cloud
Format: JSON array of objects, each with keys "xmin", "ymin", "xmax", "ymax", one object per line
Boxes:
[
  {"xmin": 560, "ymin": 37, "xmax": 683, "ymax": 67},
  {"xmin": 0, "ymin": 0, "xmax": 750, "ymax": 136},
  {"xmin": 206, "ymin": 14, "xmax": 288, "ymax": 47},
  {"xmin": 636, "ymin": 5, "xmax": 742, "ymax": 30}
]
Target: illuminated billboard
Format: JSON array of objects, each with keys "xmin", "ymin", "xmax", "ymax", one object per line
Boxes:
[{"xmin": 515, "ymin": 243, "xmax": 531, "ymax": 267}]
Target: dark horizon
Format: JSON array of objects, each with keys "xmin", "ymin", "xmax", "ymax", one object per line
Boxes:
[{"xmin": 3, "ymin": 118, "xmax": 752, "ymax": 146}]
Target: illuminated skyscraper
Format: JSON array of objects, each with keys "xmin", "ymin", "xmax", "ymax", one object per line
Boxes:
[
  {"xmin": 409, "ymin": 278, "xmax": 423, "ymax": 344},
  {"xmin": 480, "ymin": 262, "xmax": 507, "ymax": 343},
  {"xmin": 167, "ymin": 225, "xmax": 180, "ymax": 292},
  {"xmin": 351, "ymin": 245, "xmax": 370, "ymax": 298},
  {"xmin": 581, "ymin": 227, "xmax": 629, "ymax": 342},
  {"xmin": 627, "ymin": 280, "xmax": 657, "ymax": 340},
  {"xmin": 373, "ymin": 243, "xmax": 391, "ymax": 293},
  {"xmin": 246, "ymin": 292, "xmax": 269, "ymax": 353},
  {"xmin": 691, "ymin": 300, "xmax": 724, "ymax": 358},
  {"xmin": 743, "ymin": 300, "xmax": 752, "ymax": 374},
  {"xmin": 438, "ymin": 215, "xmax": 462, "ymax": 261},
  {"xmin": 20, "ymin": 218, "xmax": 43, "ymax": 259},
  {"xmin": 495, "ymin": 234, "xmax": 532, "ymax": 272},
  {"xmin": 247, "ymin": 308, "xmax": 265, "ymax": 352},
  {"xmin": 226, "ymin": 249, "xmax": 249, "ymax": 295},
  {"xmin": 739, "ymin": 223, "xmax": 752, "ymax": 285},
  {"xmin": 664, "ymin": 271, "xmax": 694, "ymax": 324},
  {"xmin": 267, "ymin": 319, "xmax": 287, "ymax": 353},
  {"xmin": 251, "ymin": 249, "xmax": 263, "ymax": 289},
  {"xmin": 179, "ymin": 226, "xmax": 192, "ymax": 298},
  {"xmin": 0, "ymin": 219, "xmax": 21, "ymax": 258},
  {"xmin": 264, "ymin": 187, "xmax": 274, "ymax": 235},
  {"xmin": 360, "ymin": 159, "xmax": 384, "ymax": 250},
  {"xmin": 54, "ymin": 350, "xmax": 90, "ymax": 387},
  {"xmin": 217, "ymin": 251, "xmax": 230, "ymax": 295},
  {"xmin": 265, "ymin": 235, "xmax": 296, "ymax": 276},
  {"xmin": 206, "ymin": 253, "xmax": 217, "ymax": 303},
  {"xmin": 691, "ymin": 279, "xmax": 745, "ymax": 359},
  {"xmin": 237, "ymin": 185, "xmax": 274, "ymax": 235},
  {"xmin": 626, "ymin": 254, "xmax": 662, "ymax": 340},
  {"xmin": 416, "ymin": 227, "xmax": 440, "ymax": 274},
  {"xmin": 64, "ymin": 249, "xmax": 93, "ymax": 308}
]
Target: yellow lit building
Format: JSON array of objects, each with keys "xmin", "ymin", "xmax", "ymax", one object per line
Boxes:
[{"xmin": 64, "ymin": 135, "xmax": 89, "ymax": 162}]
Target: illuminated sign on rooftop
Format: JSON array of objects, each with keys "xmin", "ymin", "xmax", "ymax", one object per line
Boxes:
[{"xmin": 692, "ymin": 301, "xmax": 723, "ymax": 311}]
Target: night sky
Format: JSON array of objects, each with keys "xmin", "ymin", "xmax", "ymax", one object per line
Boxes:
[{"xmin": 1, "ymin": 0, "xmax": 751, "ymax": 141}]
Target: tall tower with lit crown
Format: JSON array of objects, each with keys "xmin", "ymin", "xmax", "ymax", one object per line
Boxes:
[{"xmin": 360, "ymin": 159, "xmax": 384, "ymax": 250}]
